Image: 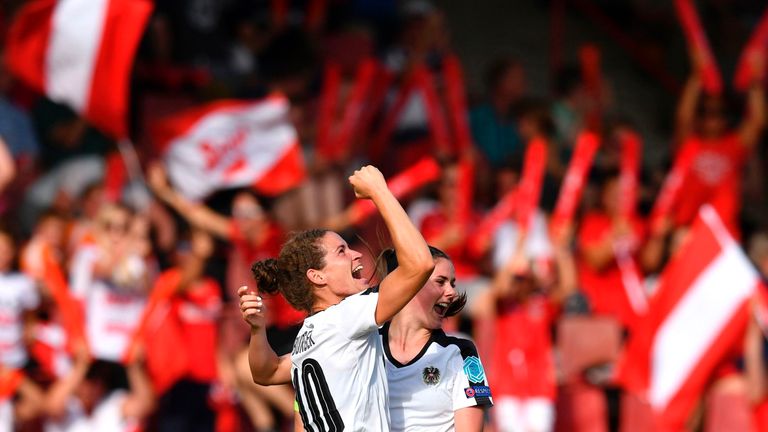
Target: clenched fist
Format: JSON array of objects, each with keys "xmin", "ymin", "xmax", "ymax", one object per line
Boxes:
[
  {"xmin": 348, "ymin": 165, "xmax": 387, "ymax": 200},
  {"xmin": 238, "ymin": 285, "xmax": 266, "ymax": 330}
]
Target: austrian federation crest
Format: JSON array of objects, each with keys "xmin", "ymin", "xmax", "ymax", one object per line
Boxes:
[{"xmin": 422, "ymin": 366, "xmax": 441, "ymax": 385}]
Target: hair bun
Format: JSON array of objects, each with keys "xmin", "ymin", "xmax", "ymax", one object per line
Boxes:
[{"xmin": 251, "ymin": 258, "xmax": 281, "ymax": 295}]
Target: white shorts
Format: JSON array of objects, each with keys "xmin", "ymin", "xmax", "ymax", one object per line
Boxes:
[{"xmin": 494, "ymin": 396, "xmax": 554, "ymax": 432}]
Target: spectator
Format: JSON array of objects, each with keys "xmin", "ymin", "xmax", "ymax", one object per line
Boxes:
[
  {"xmin": 488, "ymin": 223, "xmax": 577, "ymax": 432},
  {"xmin": 69, "ymin": 204, "xmax": 153, "ymax": 362},
  {"xmin": 470, "ymin": 58, "xmax": 526, "ymax": 168},
  {"xmin": 670, "ymin": 49, "xmax": 765, "ymax": 231},
  {"xmin": 44, "ymin": 348, "xmax": 155, "ymax": 431},
  {"xmin": 152, "ymin": 229, "xmax": 225, "ymax": 432}
]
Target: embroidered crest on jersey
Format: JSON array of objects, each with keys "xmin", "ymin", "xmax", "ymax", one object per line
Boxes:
[
  {"xmin": 422, "ymin": 366, "xmax": 440, "ymax": 385},
  {"xmin": 463, "ymin": 356, "xmax": 485, "ymax": 383}
]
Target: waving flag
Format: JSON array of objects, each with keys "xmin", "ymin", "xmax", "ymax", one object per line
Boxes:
[
  {"xmin": 617, "ymin": 204, "xmax": 762, "ymax": 430},
  {"xmin": 153, "ymin": 95, "xmax": 305, "ymax": 200},
  {"xmin": 5, "ymin": 0, "xmax": 152, "ymax": 138}
]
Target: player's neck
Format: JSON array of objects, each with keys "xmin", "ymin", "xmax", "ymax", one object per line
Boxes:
[{"xmin": 388, "ymin": 316, "xmax": 432, "ymax": 359}]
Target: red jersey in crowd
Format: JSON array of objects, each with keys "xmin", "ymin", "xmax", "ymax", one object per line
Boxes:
[
  {"xmin": 673, "ymin": 134, "xmax": 749, "ymax": 229},
  {"xmin": 171, "ymin": 272, "xmax": 223, "ymax": 383},
  {"xmin": 577, "ymin": 212, "xmax": 646, "ymax": 328},
  {"xmin": 227, "ymin": 222, "xmax": 304, "ymax": 329},
  {"xmin": 491, "ymin": 295, "xmax": 557, "ymax": 401}
]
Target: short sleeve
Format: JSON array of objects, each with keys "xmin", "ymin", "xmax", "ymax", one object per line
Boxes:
[
  {"xmin": 331, "ymin": 287, "xmax": 380, "ymax": 339},
  {"xmin": 451, "ymin": 341, "xmax": 493, "ymax": 411}
]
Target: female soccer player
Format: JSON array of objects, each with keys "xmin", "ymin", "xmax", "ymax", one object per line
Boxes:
[
  {"xmin": 381, "ymin": 246, "xmax": 492, "ymax": 431},
  {"xmin": 238, "ymin": 165, "xmax": 435, "ymax": 430}
]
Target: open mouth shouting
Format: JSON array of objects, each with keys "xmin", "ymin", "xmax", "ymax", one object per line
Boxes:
[{"xmin": 433, "ymin": 301, "xmax": 449, "ymax": 317}]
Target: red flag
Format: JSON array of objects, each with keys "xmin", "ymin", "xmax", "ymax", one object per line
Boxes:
[
  {"xmin": 316, "ymin": 59, "xmax": 378, "ymax": 162},
  {"xmin": 442, "ymin": 55, "xmax": 473, "ymax": 152},
  {"xmin": 649, "ymin": 141, "xmax": 699, "ymax": 233},
  {"xmin": 152, "ymin": 95, "xmax": 306, "ymax": 200},
  {"xmin": 618, "ymin": 130, "xmax": 642, "ymax": 220},
  {"xmin": 734, "ymin": 7, "xmax": 768, "ymax": 91},
  {"xmin": 515, "ymin": 138, "xmax": 548, "ymax": 231},
  {"xmin": 5, "ymin": 0, "xmax": 152, "ymax": 138},
  {"xmin": 348, "ymin": 157, "xmax": 441, "ymax": 225},
  {"xmin": 616, "ymin": 205, "xmax": 761, "ymax": 430},
  {"xmin": 674, "ymin": 0, "xmax": 722, "ymax": 95},
  {"xmin": 550, "ymin": 131, "xmax": 600, "ymax": 238}
]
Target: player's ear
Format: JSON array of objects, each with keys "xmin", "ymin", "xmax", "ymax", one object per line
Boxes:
[{"xmin": 306, "ymin": 268, "xmax": 326, "ymax": 286}]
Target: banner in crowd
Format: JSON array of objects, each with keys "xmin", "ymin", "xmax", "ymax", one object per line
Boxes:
[
  {"xmin": 617, "ymin": 204, "xmax": 762, "ymax": 430},
  {"xmin": 674, "ymin": 0, "xmax": 722, "ymax": 95},
  {"xmin": 5, "ymin": 0, "xmax": 152, "ymax": 138},
  {"xmin": 152, "ymin": 95, "xmax": 306, "ymax": 201}
]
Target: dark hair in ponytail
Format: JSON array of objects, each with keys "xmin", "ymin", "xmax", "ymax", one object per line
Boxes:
[
  {"xmin": 377, "ymin": 245, "xmax": 467, "ymax": 317},
  {"xmin": 251, "ymin": 229, "xmax": 328, "ymax": 313}
]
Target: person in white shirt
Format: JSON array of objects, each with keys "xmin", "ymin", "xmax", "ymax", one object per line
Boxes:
[
  {"xmin": 43, "ymin": 345, "xmax": 154, "ymax": 432},
  {"xmin": 380, "ymin": 246, "xmax": 493, "ymax": 432},
  {"xmin": 0, "ymin": 229, "xmax": 40, "ymax": 370},
  {"xmin": 238, "ymin": 165, "xmax": 435, "ymax": 431},
  {"xmin": 69, "ymin": 204, "xmax": 152, "ymax": 362}
]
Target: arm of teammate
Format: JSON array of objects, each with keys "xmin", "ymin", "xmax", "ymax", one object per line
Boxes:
[
  {"xmin": 147, "ymin": 162, "xmax": 232, "ymax": 239},
  {"xmin": 738, "ymin": 52, "xmax": 766, "ymax": 150},
  {"xmin": 238, "ymin": 285, "xmax": 292, "ymax": 385},
  {"xmin": 454, "ymin": 407, "xmax": 485, "ymax": 432},
  {"xmin": 348, "ymin": 166, "xmax": 435, "ymax": 326}
]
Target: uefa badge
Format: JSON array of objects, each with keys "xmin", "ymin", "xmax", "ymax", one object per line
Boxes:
[
  {"xmin": 422, "ymin": 366, "xmax": 441, "ymax": 385},
  {"xmin": 463, "ymin": 356, "xmax": 486, "ymax": 383}
]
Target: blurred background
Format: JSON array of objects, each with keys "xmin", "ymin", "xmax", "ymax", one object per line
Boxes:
[{"xmin": 2, "ymin": 0, "xmax": 768, "ymax": 431}]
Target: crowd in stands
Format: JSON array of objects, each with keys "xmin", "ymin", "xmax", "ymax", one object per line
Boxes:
[{"xmin": 1, "ymin": 0, "xmax": 768, "ymax": 431}]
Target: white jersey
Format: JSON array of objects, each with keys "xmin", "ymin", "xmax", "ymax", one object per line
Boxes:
[
  {"xmin": 0, "ymin": 273, "xmax": 39, "ymax": 368},
  {"xmin": 44, "ymin": 390, "xmax": 137, "ymax": 432},
  {"xmin": 291, "ymin": 287, "xmax": 389, "ymax": 431},
  {"xmin": 383, "ymin": 325, "xmax": 493, "ymax": 432},
  {"xmin": 70, "ymin": 247, "xmax": 147, "ymax": 362}
]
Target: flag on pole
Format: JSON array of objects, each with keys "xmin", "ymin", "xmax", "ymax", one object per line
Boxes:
[
  {"xmin": 152, "ymin": 95, "xmax": 306, "ymax": 200},
  {"xmin": 5, "ymin": 0, "xmax": 152, "ymax": 138}
]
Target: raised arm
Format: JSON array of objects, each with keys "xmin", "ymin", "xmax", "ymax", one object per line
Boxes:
[
  {"xmin": 147, "ymin": 162, "xmax": 232, "ymax": 239},
  {"xmin": 121, "ymin": 351, "xmax": 156, "ymax": 421},
  {"xmin": 349, "ymin": 166, "xmax": 435, "ymax": 325},
  {"xmin": 674, "ymin": 50, "xmax": 705, "ymax": 145},
  {"xmin": 238, "ymin": 285, "xmax": 293, "ymax": 385},
  {"xmin": 738, "ymin": 54, "xmax": 766, "ymax": 150}
]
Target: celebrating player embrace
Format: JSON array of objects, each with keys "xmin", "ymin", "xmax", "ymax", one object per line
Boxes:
[{"xmin": 238, "ymin": 165, "xmax": 435, "ymax": 430}]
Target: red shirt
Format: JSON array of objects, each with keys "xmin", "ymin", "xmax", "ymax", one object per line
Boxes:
[
  {"xmin": 173, "ymin": 276, "xmax": 222, "ymax": 383},
  {"xmin": 419, "ymin": 208, "xmax": 480, "ymax": 279},
  {"xmin": 491, "ymin": 295, "xmax": 557, "ymax": 400},
  {"xmin": 227, "ymin": 222, "xmax": 305, "ymax": 329},
  {"xmin": 673, "ymin": 134, "xmax": 748, "ymax": 228},
  {"xmin": 577, "ymin": 212, "xmax": 645, "ymax": 328}
]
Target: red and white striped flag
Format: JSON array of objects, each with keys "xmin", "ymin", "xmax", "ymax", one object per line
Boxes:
[
  {"xmin": 5, "ymin": 0, "xmax": 152, "ymax": 138},
  {"xmin": 152, "ymin": 96, "xmax": 306, "ymax": 200},
  {"xmin": 617, "ymin": 204, "xmax": 762, "ymax": 431}
]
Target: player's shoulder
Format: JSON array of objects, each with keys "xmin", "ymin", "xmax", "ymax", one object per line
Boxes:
[{"xmin": 431, "ymin": 330, "xmax": 479, "ymax": 361}]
